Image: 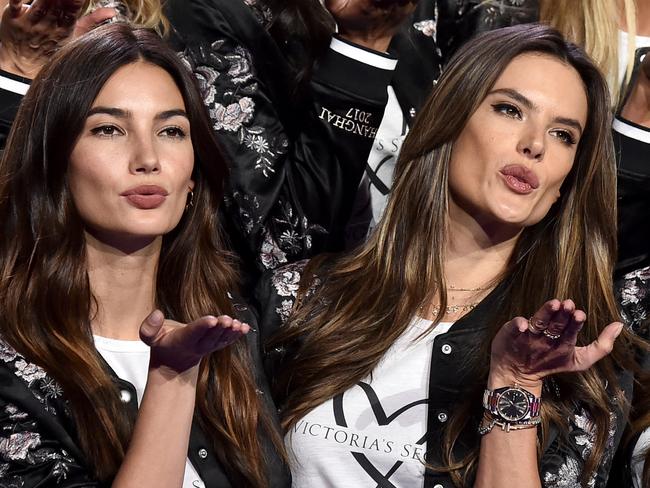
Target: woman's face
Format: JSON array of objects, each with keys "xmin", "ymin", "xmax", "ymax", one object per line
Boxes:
[
  {"xmin": 448, "ymin": 53, "xmax": 588, "ymax": 230},
  {"xmin": 68, "ymin": 61, "xmax": 194, "ymax": 246}
]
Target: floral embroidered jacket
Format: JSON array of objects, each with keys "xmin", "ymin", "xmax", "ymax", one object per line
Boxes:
[
  {"xmin": 607, "ymin": 265, "xmax": 650, "ymax": 487},
  {"xmin": 255, "ymin": 260, "xmax": 633, "ymax": 488},
  {"xmin": 164, "ymin": 0, "xmax": 400, "ymax": 289},
  {"xmin": 0, "ymin": 305, "xmax": 290, "ymax": 488}
]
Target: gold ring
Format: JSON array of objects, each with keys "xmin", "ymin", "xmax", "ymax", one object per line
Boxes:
[
  {"xmin": 543, "ymin": 329, "xmax": 561, "ymax": 340},
  {"xmin": 528, "ymin": 316, "xmax": 545, "ymax": 334}
]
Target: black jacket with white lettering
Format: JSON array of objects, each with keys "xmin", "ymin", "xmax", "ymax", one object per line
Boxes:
[{"xmin": 165, "ymin": 0, "xmax": 396, "ymax": 290}]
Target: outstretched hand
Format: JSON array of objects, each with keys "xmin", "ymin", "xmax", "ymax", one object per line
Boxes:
[
  {"xmin": 489, "ymin": 299, "xmax": 623, "ymax": 390},
  {"xmin": 139, "ymin": 310, "xmax": 250, "ymax": 374},
  {"xmin": 0, "ymin": 0, "xmax": 116, "ymax": 78},
  {"xmin": 325, "ymin": 0, "xmax": 418, "ymax": 52}
]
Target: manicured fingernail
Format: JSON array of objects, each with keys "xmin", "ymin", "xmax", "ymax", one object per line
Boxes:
[
  {"xmin": 147, "ymin": 310, "xmax": 164, "ymax": 326},
  {"xmin": 614, "ymin": 323, "xmax": 624, "ymax": 338}
]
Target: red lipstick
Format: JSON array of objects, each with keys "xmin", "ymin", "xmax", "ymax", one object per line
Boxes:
[
  {"xmin": 499, "ymin": 165, "xmax": 540, "ymax": 195},
  {"xmin": 121, "ymin": 185, "xmax": 168, "ymax": 209}
]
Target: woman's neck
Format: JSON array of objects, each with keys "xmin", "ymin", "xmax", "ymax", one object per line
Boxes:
[
  {"xmin": 422, "ymin": 202, "xmax": 521, "ymax": 322},
  {"xmin": 444, "ymin": 204, "xmax": 520, "ymax": 289},
  {"xmin": 85, "ymin": 232, "xmax": 161, "ymax": 341}
]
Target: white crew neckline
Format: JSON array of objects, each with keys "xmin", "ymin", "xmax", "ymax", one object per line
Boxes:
[{"xmin": 93, "ymin": 335, "xmax": 149, "ymax": 353}]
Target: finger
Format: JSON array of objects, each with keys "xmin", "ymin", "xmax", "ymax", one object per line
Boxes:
[
  {"xmin": 228, "ymin": 319, "xmax": 250, "ymax": 335},
  {"xmin": 215, "ymin": 315, "xmax": 233, "ymax": 328},
  {"xmin": 529, "ymin": 299, "xmax": 561, "ymax": 331},
  {"xmin": 184, "ymin": 314, "xmax": 222, "ymax": 342},
  {"xmin": 509, "ymin": 316, "xmax": 529, "ymax": 334},
  {"xmin": 562, "ymin": 299, "xmax": 575, "ymax": 314},
  {"xmin": 26, "ymin": 0, "xmax": 51, "ymax": 23},
  {"xmin": 545, "ymin": 299, "xmax": 575, "ymax": 336},
  {"xmin": 240, "ymin": 322, "xmax": 251, "ymax": 334},
  {"xmin": 8, "ymin": 0, "xmax": 23, "ymax": 17},
  {"xmin": 561, "ymin": 309, "xmax": 586, "ymax": 345},
  {"xmin": 74, "ymin": 7, "xmax": 115, "ymax": 36},
  {"xmin": 572, "ymin": 322, "xmax": 624, "ymax": 371},
  {"xmin": 139, "ymin": 309, "xmax": 165, "ymax": 345},
  {"xmin": 214, "ymin": 328, "xmax": 245, "ymax": 349}
]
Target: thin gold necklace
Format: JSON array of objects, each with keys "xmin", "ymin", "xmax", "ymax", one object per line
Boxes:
[
  {"xmin": 447, "ymin": 284, "xmax": 490, "ymax": 292},
  {"xmin": 430, "ymin": 302, "xmax": 480, "ymax": 316}
]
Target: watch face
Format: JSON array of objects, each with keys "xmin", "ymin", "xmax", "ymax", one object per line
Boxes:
[{"xmin": 496, "ymin": 388, "xmax": 530, "ymax": 421}]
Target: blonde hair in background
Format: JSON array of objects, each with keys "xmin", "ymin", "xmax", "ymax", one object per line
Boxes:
[
  {"xmin": 82, "ymin": 0, "xmax": 170, "ymax": 34},
  {"xmin": 539, "ymin": 0, "xmax": 636, "ymax": 106}
]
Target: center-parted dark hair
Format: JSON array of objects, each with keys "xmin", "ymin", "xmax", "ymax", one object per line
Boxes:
[
  {"xmin": 273, "ymin": 24, "xmax": 638, "ymax": 487},
  {"xmin": 264, "ymin": 0, "xmax": 334, "ymax": 99},
  {"xmin": 0, "ymin": 24, "xmax": 281, "ymax": 486}
]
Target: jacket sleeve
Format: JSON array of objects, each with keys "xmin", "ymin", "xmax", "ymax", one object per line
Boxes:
[
  {"xmin": 0, "ymin": 339, "xmax": 98, "ymax": 488},
  {"xmin": 0, "ymin": 70, "xmax": 31, "ymax": 150},
  {"xmin": 165, "ymin": 0, "xmax": 395, "ymax": 281},
  {"xmin": 539, "ymin": 371, "xmax": 633, "ymax": 488}
]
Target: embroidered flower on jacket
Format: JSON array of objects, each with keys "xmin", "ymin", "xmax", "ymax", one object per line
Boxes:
[
  {"xmin": 271, "ymin": 266, "xmax": 303, "ymax": 298},
  {"xmin": 275, "ymin": 300, "xmax": 294, "ymax": 324},
  {"xmin": 260, "ymin": 231, "xmax": 288, "ymax": 270},
  {"xmin": 543, "ymin": 457, "xmax": 586, "ymax": 488},
  {"xmin": 40, "ymin": 377, "xmax": 64, "ymax": 399},
  {"xmin": 4, "ymin": 404, "xmax": 28, "ymax": 421},
  {"xmin": 0, "ymin": 432, "xmax": 41, "ymax": 461},
  {"xmin": 194, "ymin": 66, "xmax": 219, "ymax": 105},
  {"xmin": 227, "ymin": 47, "xmax": 253, "ymax": 84},
  {"xmin": 413, "ymin": 20, "xmax": 437, "ymax": 37},
  {"xmin": 211, "ymin": 97, "xmax": 255, "ymax": 132},
  {"xmin": 14, "ymin": 360, "xmax": 47, "ymax": 385},
  {"xmin": 0, "ymin": 338, "xmax": 18, "ymax": 363},
  {"xmin": 244, "ymin": 134, "xmax": 270, "ymax": 154}
]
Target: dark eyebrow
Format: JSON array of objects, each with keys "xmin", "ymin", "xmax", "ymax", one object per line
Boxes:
[
  {"xmin": 86, "ymin": 107, "xmax": 188, "ymax": 121},
  {"xmin": 488, "ymin": 88, "xmax": 537, "ymax": 111},
  {"xmin": 154, "ymin": 109, "xmax": 188, "ymax": 121},
  {"xmin": 87, "ymin": 107, "xmax": 131, "ymax": 118},
  {"xmin": 487, "ymin": 88, "xmax": 583, "ymax": 135},
  {"xmin": 552, "ymin": 116, "xmax": 583, "ymax": 135}
]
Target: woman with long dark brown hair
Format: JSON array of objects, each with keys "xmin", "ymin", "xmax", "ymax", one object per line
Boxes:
[
  {"xmin": 258, "ymin": 24, "xmax": 636, "ymax": 487},
  {"xmin": 0, "ymin": 23, "xmax": 288, "ymax": 488}
]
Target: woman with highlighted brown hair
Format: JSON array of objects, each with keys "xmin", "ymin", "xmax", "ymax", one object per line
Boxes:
[
  {"xmin": 0, "ymin": 23, "xmax": 288, "ymax": 488},
  {"xmin": 258, "ymin": 24, "xmax": 637, "ymax": 488}
]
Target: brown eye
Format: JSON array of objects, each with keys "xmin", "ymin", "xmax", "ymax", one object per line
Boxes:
[
  {"xmin": 160, "ymin": 126, "xmax": 187, "ymax": 139},
  {"xmin": 551, "ymin": 129, "xmax": 577, "ymax": 146},
  {"xmin": 492, "ymin": 103, "xmax": 522, "ymax": 119},
  {"xmin": 90, "ymin": 125, "xmax": 122, "ymax": 137}
]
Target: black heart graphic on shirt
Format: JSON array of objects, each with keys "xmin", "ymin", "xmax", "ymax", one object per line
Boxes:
[{"xmin": 332, "ymin": 381, "xmax": 428, "ymax": 488}]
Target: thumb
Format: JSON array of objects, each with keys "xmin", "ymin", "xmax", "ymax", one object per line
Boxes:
[
  {"xmin": 573, "ymin": 321, "xmax": 624, "ymax": 371},
  {"xmin": 139, "ymin": 309, "xmax": 165, "ymax": 345}
]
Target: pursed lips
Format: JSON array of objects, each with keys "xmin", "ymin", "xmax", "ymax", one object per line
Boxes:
[
  {"xmin": 499, "ymin": 164, "xmax": 540, "ymax": 194},
  {"xmin": 120, "ymin": 185, "xmax": 169, "ymax": 209}
]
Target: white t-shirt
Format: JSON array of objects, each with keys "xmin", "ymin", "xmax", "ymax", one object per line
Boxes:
[
  {"xmin": 93, "ymin": 336, "xmax": 205, "ymax": 488},
  {"xmin": 632, "ymin": 427, "xmax": 650, "ymax": 488},
  {"xmin": 287, "ymin": 318, "xmax": 453, "ymax": 488}
]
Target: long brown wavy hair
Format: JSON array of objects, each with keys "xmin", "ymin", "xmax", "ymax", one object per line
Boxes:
[
  {"xmin": 272, "ymin": 24, "xmax": 637, "ymax": 486},
  {"xmin": 629, "ymin": 366, "xmax": 650, "ymax": 486},
  {"xmin": 0, "ymin": 24, "xmax": 281, "ymax": 487}
]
